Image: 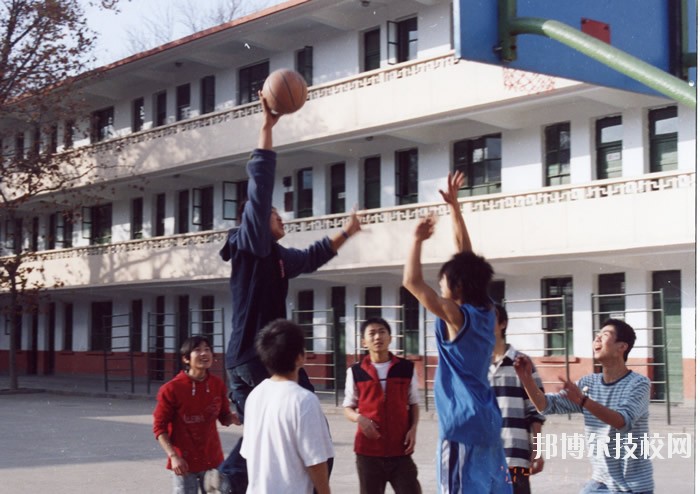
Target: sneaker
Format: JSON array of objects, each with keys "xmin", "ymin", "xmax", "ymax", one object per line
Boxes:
[{"xmin": 203, "ymin": 469, "xmax": 228, "ymax": 494}]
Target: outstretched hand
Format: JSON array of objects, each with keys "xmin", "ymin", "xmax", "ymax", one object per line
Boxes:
[
  {"xmin": 258, "ymin": 90, "xmax": 281, "ymax": 128},
  {"xmin": 558, "ymin": 377, "xmax": 585, "ymax": 405},
  {"xmin": 414, "ymin": 213, "xmax": 436, "ymax": 241},
  {"xmin": 513, "ymin": 355, "xmax": 533, "ymax": 380},
  {"xmin": 439, "ymin": 171, "xmax": 465, "ymax": 207},
  {"xmin": 344, "ymin": 206, "xmax": 363, "ymax": 237}
]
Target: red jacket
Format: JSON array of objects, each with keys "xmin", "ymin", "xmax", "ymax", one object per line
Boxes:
[
  {"xmin": 351, "ymin": 354, "xmax": 414, "ymax": 457},
  {"xmin": 153, "ymin": 371, "xmax": 231, "ymax": 473}
]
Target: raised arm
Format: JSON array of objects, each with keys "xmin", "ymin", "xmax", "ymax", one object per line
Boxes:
[
  {"xmin": 257, "ymin": 91, "xmax": 280, "ymax": 150},
  {"xmin": 439, "ymin": 171, "xmax": 472, "ymax": 253},
  {"xmin": 402, "ymin": 214, "xmax": 464, "ymax": 340},
  {"xmin": 330, "ymin": 207, "xmax": 362, "ymax": 252}
]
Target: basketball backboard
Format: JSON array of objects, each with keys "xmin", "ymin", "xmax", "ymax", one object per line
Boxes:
[{"xmin": 455, "ymin": 0, "xmax": 696, "ymax": 96}]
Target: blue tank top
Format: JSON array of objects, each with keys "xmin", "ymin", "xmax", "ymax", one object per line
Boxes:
[{"xmin": 434, "ymin": 303, "xmax": 503, "ymax": 445}]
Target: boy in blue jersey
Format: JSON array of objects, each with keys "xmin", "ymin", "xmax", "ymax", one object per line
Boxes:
[{"xmin": 403, "ymin": 171, "xmax": 511, "ymax": 494}]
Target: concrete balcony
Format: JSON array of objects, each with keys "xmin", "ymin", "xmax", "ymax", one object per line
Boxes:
[
  {"xmin": 73, "ymin": 53, "xmax": 588, "ymax": 184},
  {"xmin": 19, "ymin": 169, "xmax": 694, "ymax": 290}
]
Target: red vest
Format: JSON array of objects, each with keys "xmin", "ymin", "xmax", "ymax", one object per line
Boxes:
[{"xmin": 351, "ymin": 353, "xmax": 414, "ymax": 457}]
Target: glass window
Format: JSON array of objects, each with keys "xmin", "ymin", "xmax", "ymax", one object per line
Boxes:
[
  {"xmin": 223, "ymin": 180, "xmax": 248, "ymax": 223},
  {"xmin": 395, "ymin": 148, "xmax": 418, "ymax": 205},
  {"xmin": 296, "ymin": 168, "xmax": 313, "ymax": 218},
  {"xmin": 192, "ymin": 186, "xmax": 214, "ymax": 231},
  {"xmin": 649, "ymin": 106, "xmax": 678, "ymax": 172},
  {"xmin": 400, "ymin": 287, "xmax": 419, "ymax": 354},
  {"xmin": 544, "ymin": 122, "xmax": 571, "ymax": 186},
  {"xmin": 329, "ymin": 162, "xmax": 345, "ymax": 214},
  {"xmin": 295, "ymin": 46, "xmax": 313, "ymax": 85},
  {"xmin": 177, "ymin": 190, "xmax": 189, "ymax": 234},
  {"xmin": 363, "ymin": 28, "xmax": 380, "ymax": 71},
  {"xmin": 154, "ymin": 91, "xmax": 167, "ymax": 127},
  {"xmin": 364, "ymin": 286, "xmax": 382, "ymax": 319},
  {"xmin": 131, "ymin": 299, "xmax": 143, "ymax": 352},
  {"xmin": 154, "ymin": 193, "xmax": 166, "ymax": 237},
  {"xmin": 132, "ymin": 97, "xmax": 145, "ymax": 132},
  {"xmin": 89, "ymin": 204, "xmax": 112, "ymax": 245},
  {"xmin": 131, "ymin": 198, "xmax": 143, "ymax": 240},
  {"xmin": 363, "ymin": 156, "xmax": 381, "ymax": 209},
  {"xmin": 239, "ymin": 61, "xmax": 269, "ymax": 105},
  {"xmin": 596, "ymin": 116, "xmax": 623, "ymax": 179},
  {"xmin": 176, "ymin": 84, "xmax": 191, "ymax": 121},
  {"xmin": 454, "ymin": 134, "xmax": 501, "ymax": 196},
  {"xmin": 90, "ymin": 301, "xmax": 112, "ymax": 352},
  {"xmin": 200, "ymin": 76, "xmax": 216, "ymax": 115},
  {"xmin": 597, "ymin": 273, "xmax": 626, "ymax": 326},
  {"xmin": 388, "ymin": 17, "xmax": 417, "ymax": 64},
  {"xmin": 297, "ymin": 290, "xmax": 314, "ymax": 351},
  {"xmin": 541, "ymin": 277, "xmax": 573, "ymax": 356},
  {"xmin": 91, "ymin": 107, "xmax": 114, "ymax": 143}
]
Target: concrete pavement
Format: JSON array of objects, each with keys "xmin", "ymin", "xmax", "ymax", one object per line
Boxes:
[{"xmin": 0, "ymin": 374, "xmax": 695, "ymax": 493}]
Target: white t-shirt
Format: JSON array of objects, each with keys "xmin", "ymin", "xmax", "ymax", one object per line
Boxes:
[
  {"xmin": 342, "ymin": 359, "xmax": 420, "ymax": 408},
  {"xmin": 241, "ymin": 378, "xmax": 334, "ymax": 494}
]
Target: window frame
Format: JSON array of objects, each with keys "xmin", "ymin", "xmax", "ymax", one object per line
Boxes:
[
  {"xmin": 395, "ymin": 148, "xmax": 418, "ymax": 205},
  {"xmin": 132, "ymin": 97, "xmax": 145, "ymax": 132},
  {"xmin": 176, "ymin": 83, "xmax": 191, "ymax": 121},
  {"xmin": 296, "ymin": 167, "xmax": 313, "ymax": 218},
  {"xmin": 295, "ymin": 46, "xmax": 313, "ymax": 86},
  {"xmin": 453, "ymin": 134, "xmax": 502, "ymax": 197},
  {"xmin": 329, "ymin": 162, "xmax": 345, "ymax": 214},
  {"xmin": 238, "ymin": 61, "xmax": 269, "ymax": 105},
  {"xmin": 541, "ymin": 277, "xmax": 573, "ymax": 356},
  {"xmin": 648, "ymin": 105, "xmax": 678, "ymax": 173},
  {"xmin": 544, "ymin": 122, "xmax": 571, "ymax": 186},
  {"xmin": 595, "ymin": 115, "xmax": 623, "ymax": 180},
  {"xmin": 200, "ymin": 75, "xmax": 216, "ymax": 115},
  {"xmin": 363, "ymin": 27, "xmax": 381, "ymax": 71},
  {"xmin": 91, "ymin": 106, "xmax": 115, "ymax": 143}
]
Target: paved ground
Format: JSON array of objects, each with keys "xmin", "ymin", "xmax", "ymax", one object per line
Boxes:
[{"xmin": 0, "ymin": 374, "xmax": 695, "ymax": 493}]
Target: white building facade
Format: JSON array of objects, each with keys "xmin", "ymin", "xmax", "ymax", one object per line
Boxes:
[{"xmin": 0, "ymin": 0, "xmax": 695, "ymax": 403}]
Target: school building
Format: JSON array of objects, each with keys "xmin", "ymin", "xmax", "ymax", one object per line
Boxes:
[{"xmin": 0, "ymin": 0, "xmax": 695, "ymax": 404}]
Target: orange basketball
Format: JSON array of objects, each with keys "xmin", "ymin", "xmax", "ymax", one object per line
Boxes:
[{"xmin": 261, "ymin": 69, "xmax": 308, "ymax": 115}]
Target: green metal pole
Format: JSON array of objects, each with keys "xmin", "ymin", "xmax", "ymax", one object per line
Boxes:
[{"xmin": 508, "ymin": 17, "xmax": 697, "ymax": 109}]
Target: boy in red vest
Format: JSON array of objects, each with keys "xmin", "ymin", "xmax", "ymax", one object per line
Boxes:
[{"xmin": 342, "ymin": 317, "xmax": 422, "ymax": 494}]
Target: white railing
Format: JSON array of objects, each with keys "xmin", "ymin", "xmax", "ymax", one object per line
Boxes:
[{"xmin": 10, "ymin": 169, "xmax": 694, "ymax": 262}]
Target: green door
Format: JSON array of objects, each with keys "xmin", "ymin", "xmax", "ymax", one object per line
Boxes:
[{"xmin": 652, "ymin": 271, "xmax": 683, "ymax": 402}]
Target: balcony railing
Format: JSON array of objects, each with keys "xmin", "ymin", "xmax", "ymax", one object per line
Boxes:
[{"xmin": 8, "ymin": 169, "xmax": 694, "ymax": 263}]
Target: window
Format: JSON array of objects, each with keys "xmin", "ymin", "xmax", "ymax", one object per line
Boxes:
[
  {"xmin": 296, "ymin": 168, "xmax": 313, "ymax": 218},
  {"xmin": 395, "ymin": 148, "xmax": 418, "ymax": 205},
  {"xmin": 597, "ymin": 273, "xmax": 626, "ymax": 326},
  {"xmin": 363, "ymin": 28, "xmax": 381, "ymax": 71},
  {"xmin": 400, "ymin": 287, "xmax": 419, "ymax": 354},
  {"xmin": 193, "ymin": 186, "xmax": 214, "ymax": 231},
  {"xmin": 131, "ymin": 299, "xmax": 143, "ymax": 352},
  {"xmin": 132, "ymin": 97, "xmax": 145, "ymax": 132},
  {"xmin": 176, "ymin": 84, "xmax": 191, "ymax": 121},
  {"xmin": 544, "ymin": 122, "xmax": 571, "ymax": 186},
  {"xmin": 295, "ymin": 46, "xmax": 313, "ymax": 85},
  {"xmin": 83, "ymin": 204, "xmax": 112, "ymax": 245},
  {"xmin": 453, "ymin": 134, "xmax": 502, "ymax": 196},
  {"xmin": 63, "ymin": 303, "xmax": 73, "ymax": 351},
  {"xmin": 49, "ymin": 212, "xmax": 73, "ymax": 249},
  {"xmin": 154, "ymin": 193, "xmax": 166, "ymax": 237},
  {"xmin": 329, "ymin": 163, "xmax": 345, "ymax": 214},
  {"xmin": 363, "ymin": 156, "xmax": 381, "ymax": 209},
  {"xmin": 177, "ymin": 189, "xmax": 189, "ymax": 234},
  {"xmin": 90, "ymin": 301, "xmax": 112, "ymax": 351},
  {"xmin": 596, "ymin": 116, "xmax": 622, "ymax": 179},
  {"xmin": 177, "ymin": 295, "xmax": 190, "ymax": 355},
  {"xmin": 489, "ymin": 280, "xmax": 505, "ymax": 304},
  {"xmin": 223, "ymin": 180, "xmax": 248, "ymax": 223},
  {"xmin": 31, "ymin": 126, "xmax": 41, "ymax": 156},
  {"xmin": 30, "ymin": 217, "xmax": 39, "ymax": 252},
  {"xmin": 200, "ymin": 76, "xmax": 216, "ymax": 115},
  {"xmin": 6, "ymin": 218, "xmax": 22, "ymax": 254},
  {"xmin": 64, "ymin": 120, "xmax": 74, "ymax": 149},
  {"xmin": 541, "ymin": 277, "xmax": 573, "ymax": 356},
  {"xmin": 91, "ymin": 107, "xmax": 114, "ymax": 143},
  {"xmin": 649, "ymin": 106, "xmax": 678, "ymax": 172},
  {"xmin": 48, "ymin": 124, "xmax": 58, "ymax": 154},
  {"xmin": 154, "ymin": 90, "xmax": 167, "ymax": 127},
  {"xmin": 201, "ymin": 295, "xmax": 215, "ymax": 340},
  {"xmin": 388, "ymin": 17, "xmax": 417, "ymax": 64},
  {"xmin": 131, "ymin": 198, "xmax": 143, "ymax": 240},
  {"xmin": 364, "ymin": 286, "xmax": 382, "ymax": 319},
  {"xmin": 297, "ymin": 290, "xmax": 314, "ymax": 351},
  {"xmin": 15, "ymin": 132, "xmax": 25, "ymax": 159},
  {"xmin": 239, "ymin": 61, "xmax": 269, "ymax": 105}
]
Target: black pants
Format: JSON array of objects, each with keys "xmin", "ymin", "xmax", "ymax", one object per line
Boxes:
[
  {"xmin": 509, "ymin": 467, "xmax": 531, "ymax": 494},
  {"xmin": 356, "ymin": 454, "xmax": 422, "ymax": 494}
]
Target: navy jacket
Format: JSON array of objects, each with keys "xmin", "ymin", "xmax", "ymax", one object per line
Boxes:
[{"xmin": 220, "ymin": 149, "xmax": 336, "ymax": 368}]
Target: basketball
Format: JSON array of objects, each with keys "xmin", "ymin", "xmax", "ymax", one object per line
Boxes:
[{"xmin": 261, "ymin": 69, "xmax": 308, "ymax": 115}]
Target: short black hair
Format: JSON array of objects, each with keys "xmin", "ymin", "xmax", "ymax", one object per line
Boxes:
[
  {"xmin": 255, "ymin": 319, "xmax": 305, "ymax": 375},
  {"xmin": 180, "ymin": 335, "xmax": 212, "ymax": 367},
  {"xmin": 438, "ymin": 251, "xmax": 494, "ymax": 308},
  {"xmin": 602, "ymin": 318, "xmax": 636, "ymax": 361},
  {"xmin": 360, "ymin": 317, "xmax": 392, "ymax": 336},
  {"xmin": 494, "ymin": 304, "xmax": 508, "ymax": 339}
]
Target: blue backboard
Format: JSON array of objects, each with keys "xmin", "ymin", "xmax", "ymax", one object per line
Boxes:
[{"xmin": 455, "ymin": 0, "xmax": 696, "ymax": 96}]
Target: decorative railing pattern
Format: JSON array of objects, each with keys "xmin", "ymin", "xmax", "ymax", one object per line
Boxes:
[
  {"xmin": 17, "ymin": 170, "xmax": 694, "ymax": 262},
  {"xmin": 285, "ymin": 171, "xmax": 696, "ymax": 232},
  {"xmin": 87, "ymin": 53, "xmax": 460, "ymax": 156}
]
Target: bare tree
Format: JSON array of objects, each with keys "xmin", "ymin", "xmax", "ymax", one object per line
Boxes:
[{"xmin": 0, "ymin": 0, "xmax": 121, "ymax": 390}]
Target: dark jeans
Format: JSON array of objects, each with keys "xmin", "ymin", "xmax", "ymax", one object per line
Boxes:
[
  {"xmin": 219, "ymin": 356, "xmax": 319, "ymax": 494},
  {"xmin": 356, "ymin": 454, "xmax": 422, "ymax": 494},
  {"xmin": 509, "ymin": 467, "xmax": 531, "ymax": 494}
]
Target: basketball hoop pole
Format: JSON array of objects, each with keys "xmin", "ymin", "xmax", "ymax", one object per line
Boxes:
[{"xmin": 497, "ymin": 0, "xmax": 696, "ymax": 108}]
